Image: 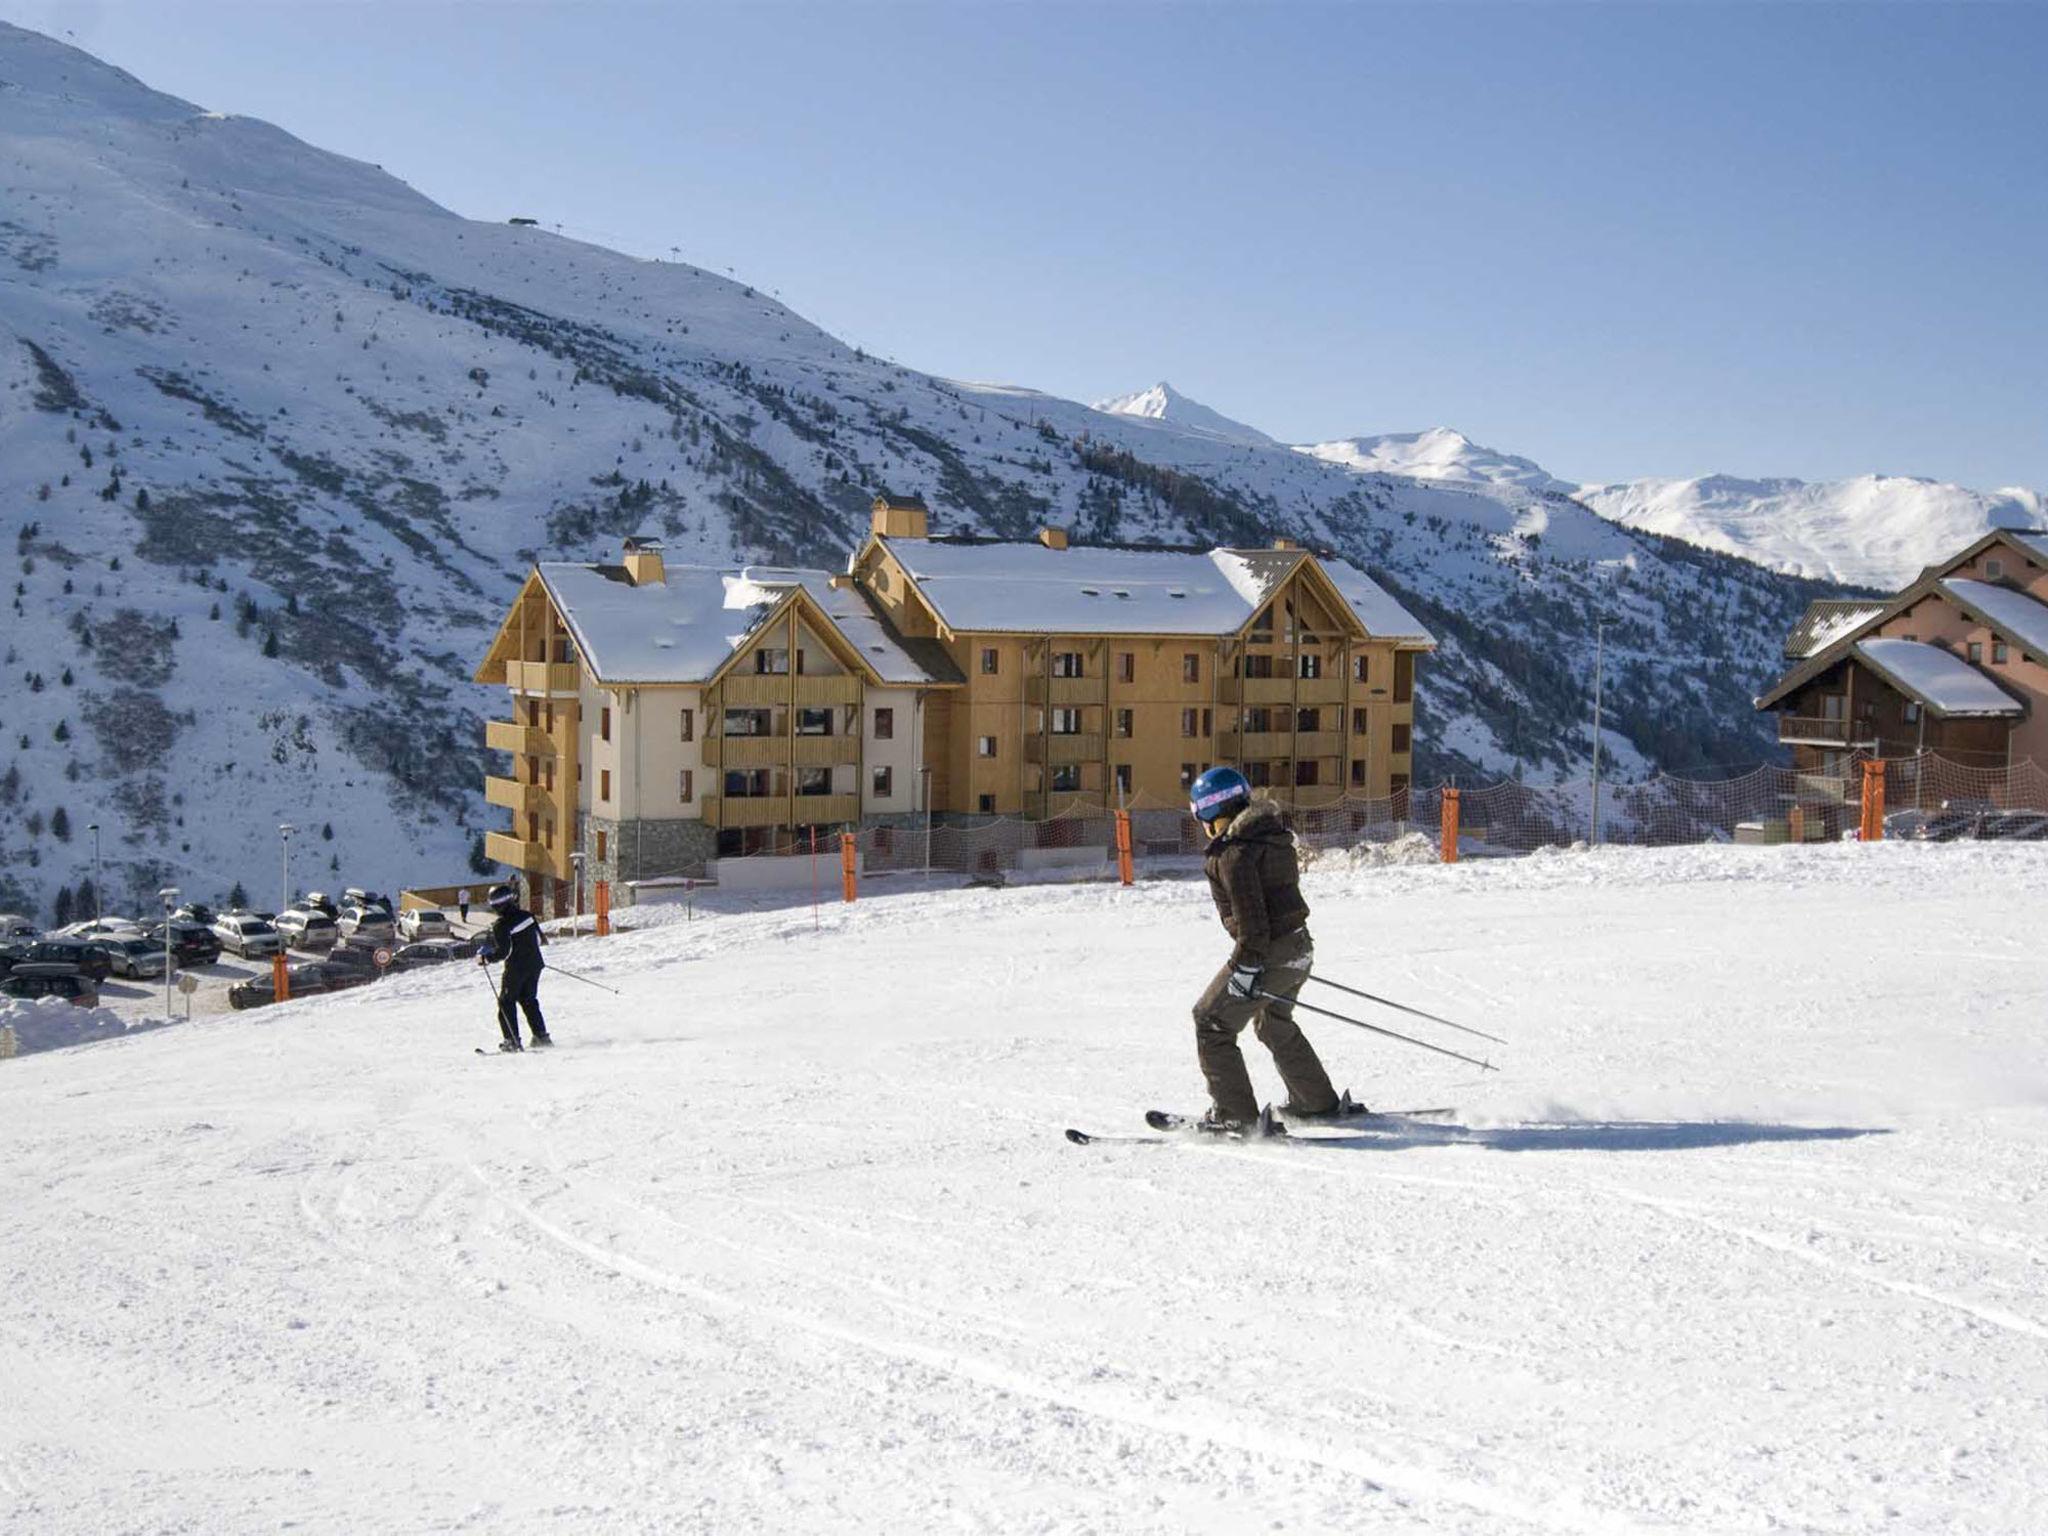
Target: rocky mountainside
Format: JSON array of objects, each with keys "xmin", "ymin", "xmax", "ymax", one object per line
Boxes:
[{"xmin": 0, "ymin": 22, "xmax": 1840, "ymax": 922}]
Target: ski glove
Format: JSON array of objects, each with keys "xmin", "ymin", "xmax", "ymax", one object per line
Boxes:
[{"xmin": 1226, "ymin": 963, "xmax": 1263, "ymax": 1001}]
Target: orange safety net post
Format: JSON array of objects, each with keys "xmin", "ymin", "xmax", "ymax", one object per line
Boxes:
[
  {"xmin": 594, "ymin": 880, "xmax": 611, "ymax": 938},
  {"xmin": 841, "ymin": 831, "xmax": 858, "ymax": 903},
  {"xmin": 272, "ymin": 950, "xmax": 290, "ymax": 1004},
  {"xmin": 1114, "ymin": 809, "xmax": 1135, "ymax": 886},
  {"xmin": 1441, "ymin": 786, "xmax": 1461, "ymax": 864},
  {"xmin": 1860, "ymin": 760, "xmax": 1886, "ymax": 841}
]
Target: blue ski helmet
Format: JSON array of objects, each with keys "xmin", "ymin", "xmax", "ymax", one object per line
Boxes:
[{"xmin": 1189, "ymin": 765, "xmax": 1252, "ymax": 826}]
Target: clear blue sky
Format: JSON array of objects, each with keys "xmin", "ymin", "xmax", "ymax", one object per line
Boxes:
[{"xmin": 14, "ymin": 0, "xmax": 2047, "ymax": 488}]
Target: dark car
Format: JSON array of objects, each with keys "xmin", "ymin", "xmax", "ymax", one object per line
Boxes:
[
  {"xmin": 1979, "ymin": 809, "xmax": 2048, "ymax": 841},
  {"xmin": 1, "ymin": 963, "xmax": 99, "ymax": 1005},
  {"xmin": 22, "ymin": 939, "xmax": 114, "ymax": 982},
  {"xmin": 227, "ymin": 962, "xmax": 334, "ymax": 1011},
  {"xmin": 171, "ymin": 904, "xmax": 218, "ymax": 929},
  {"xmin": 390, "ymin": 938, "xmax": 478, "ymax": 972},
  {"xmin": 149, "ymin": 922, "xmax": 223, "ymax": 967}
]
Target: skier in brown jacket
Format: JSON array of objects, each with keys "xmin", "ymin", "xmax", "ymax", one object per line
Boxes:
[{"xmin": 1188, "ymin": 765, "xmax": 1341, "ymax": 1132}]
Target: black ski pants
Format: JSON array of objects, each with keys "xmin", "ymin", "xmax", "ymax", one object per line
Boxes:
[
  {"xmin": 497, "ymin": 964, "xmax": 547, "ymax": 1045},
  {"xmin": 1193, "ymin": 926, "xmax": 1336, "ymax": 1123}
]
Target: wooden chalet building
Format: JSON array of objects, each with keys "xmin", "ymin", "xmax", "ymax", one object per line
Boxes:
[{"xmin": 1756, "ymin": 529, "xmax": 2048, "ymax": 772}]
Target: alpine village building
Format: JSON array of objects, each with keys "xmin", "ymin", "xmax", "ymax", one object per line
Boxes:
[
  {"xmin": 476, "ymin": 494, "xmax": 1436, "ymax": 910},
  {"xmin": 1757, "ymin": 528, "xmax": 2048, "ymax": 772}
]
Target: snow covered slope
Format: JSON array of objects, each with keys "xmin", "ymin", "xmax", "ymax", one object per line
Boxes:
[
  {"xmin": 0, "ymin": 21, "xmax": 1838, "ymax": 922},
  {"xmin": 5, "ymin": 842, "xmax": 2047, "ymax": 1533},
  {"xmin": 1092, "ymin": 380, "xmax": 1277, "ymax": 447},
  {"xmin": 1298, "ymin": 427, "xmax": 1578, "ymax": 495},
  {"xmin": 1577, "ymin": 472, "xmax": 2047, "ymax": 587}
]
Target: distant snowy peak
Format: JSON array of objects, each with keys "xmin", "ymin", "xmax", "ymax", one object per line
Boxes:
[
  {"xmin": 1091, "ymin": 381, "xmax": 1276, "ymax": 448},
  {"xmin": 1296, "ymin": 428, "xmax": 1577, "ymax": 496},
  {"xmin": 1577, "ymin": 473, "xmax": 2048, "ymax": 589}
]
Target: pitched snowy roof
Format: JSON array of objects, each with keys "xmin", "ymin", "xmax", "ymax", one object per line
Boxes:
[
  {"xmin": 1785, "ymin": 599, "xmax": 1887, "ymax": 659},
  {"xmin": 1941, "ymin": 578, "xmax": 2048, "ymax": 661},
  {"xmin": 535, "ymin": 563, "xmax": 950, "ymax": 686},
  {"xmin": 879, "ymin": 538, "xmax": 1434, "ymax": 644},
  {"xmin": 2001, "ymin": 531, "xmax": 2048, "ymax": 565},
  {"xmin": 1853, "ymin": 639, "xmax": 2024, "ymax": 717}
]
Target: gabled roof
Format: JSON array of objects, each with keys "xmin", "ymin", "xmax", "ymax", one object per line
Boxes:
[
  {"xmin": 1941, "ymin": 578, "xmax": 2048, "ymax": 662},
  {"xmin": 873, "ymin": 536, "xmax": 1435, "ymax": 645},
  {"xmin": 533, "ymin": 562, "xmax": 954, "ymax": 687},
  {"xmin": 1785, "ymin": 598, "xmax": 1887, "ymax": 660},
  {"xmin": 1853, "ymin": 639, "xmax": 2025, "ymax": 718}
]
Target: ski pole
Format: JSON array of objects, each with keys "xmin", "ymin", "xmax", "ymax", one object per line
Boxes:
[
  {"xmin": 1308, "ymin": 974, "xmax": 1506, "ymax": 1045},
  {"xmin": 546, "ymin": 964, "xmax": 620, "ymax": 996},
  {"xmin": 1259, "ymin": 989, "xmax": 1498, "ymax": 1072}
]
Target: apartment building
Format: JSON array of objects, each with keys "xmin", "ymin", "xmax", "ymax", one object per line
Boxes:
[
  {"xmin": 476, "ymin": 497, "xmax": 1436, "ymax": 908},
  {"xmin": 1757, "ymin": 528, "xmax": 2048, "ymax": 771}
]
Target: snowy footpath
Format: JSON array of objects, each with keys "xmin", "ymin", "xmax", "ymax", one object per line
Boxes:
[{"xmin": 3, "ymin": 842, "xmax": 2045, "ymax": 1533}]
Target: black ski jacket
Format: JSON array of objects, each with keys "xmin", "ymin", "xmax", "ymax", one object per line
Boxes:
[
  {"xmin": 479, "ymin": 904, "xmax": 546, "ymax": 976},
  {"xmin": 1202, "ymin": 798, "xmax": 1311, "ymax": 968}
]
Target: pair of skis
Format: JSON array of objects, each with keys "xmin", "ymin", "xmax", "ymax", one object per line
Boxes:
[{"xmin": 1065, "ymin": 1102, "xmax": 1453, "ymax": 1146}]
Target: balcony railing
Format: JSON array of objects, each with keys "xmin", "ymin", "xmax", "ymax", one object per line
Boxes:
[
  {"xmin": 1025, "ymin": 732, "xmax": 1105, "ymax": 765},
  {"xmin": 1292, "ymin": 730, "xmax": 1343, "ymax": 759},
  {"xmin": 1025, "ymin": 676, "xmax": 1100, "ymax": 707},
  {"xmin": 504, "ymin": 660, "xmax": 580, "ymax": 695},
  {"xmin": 721, "ymin": 735, "xmax": 788, "ymax": 769},
  {"xmin": 714, "ymin": 792, "xmax": 861, "ymax": 829},
  {"xmin": 484, "ymin": 831, "xmax": 549, "ymax": 871},
  {"xmin": 485, "ymin": 776, "xmax": 545, "ymax": 815},
  {"xmin": 717, "ymin": 673, "xmax": 863, "ymax": 706},
  {"xmin": 1237, "ymin": 677, "xmax": 1298, "ymax": 704},
  {"xmin": 792, "ymin": 792, "xmax": 860, "ymax": 825},
  {"xmin": 1779, "ymin": 715, "xmax": 1852, "ymax": 745},
  {"xmin": 792, "ymin": 734, "xmax": 853, "ymax": 768},
  {"xmin": 1298, "ymin": 677, "xmax": 1346, "ymax": 706},
  {"xmin": 795, "ymin": 675, "xmax": 861, "ymax": 706},
  {"xmin": 485, "ymin": 720, "xmax": 553, "ymax": 757}
]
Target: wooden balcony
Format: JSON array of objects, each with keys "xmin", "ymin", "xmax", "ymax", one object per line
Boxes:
[
  {"xmin": 484, "ymin": 831, "xmax": 549, "ymax": 871},
  {"xmin": 795, "ymin": 675, "xmax": 861, "ymax": 707},
  {"xmin": 1238, "ymin": 677, "xmax": 1297, "ymax": 704},
  {"xmin": 720, "ymin": 675, "xmax": 790, "ymax": 705},
  {"xmin": 792, "ymin": 734, "xmax": 853, "ymax": 768},
  {"xmin": 718, "ymin": 796, "xmax": 793, "ymax": 829},
  {"xmin": 1292, "ymin": 730, "xmax": 1343, "ymax": 759},
  {"xmin": 485, "ymin": 720, "xmax": 553, "ymax": 757},
  {"xmin": 792, "ymin": 792, "xmax": 860, "ymax": 825},
  {"xmin": 1298, "ymin": 676, "xmax": 1346, "ymax": 706},
  {"xmin": 504, "ymin": 660, "xmax": 580, "ymax": 696},
  {"xmin": 715, "ymin": 792, "xmax": 861, "ymax": 829},
  {"xmin": 1779, "ymin": 714, "xmax": 1852, "ymax": 745},
  {"xmin": 721, "ymin": 734, "xmax": 788, "ymax": 769},
  {"xmin": 1025, "ymin": 732, "xmax": 1104, "ymax": 765},
  {"xmin": 485, "ymin": 775, "xmax": 545, "ymax": 814},
  {"xmin": 1025, "ymin": 676, "xmax": 1100, "ymax": 707}
]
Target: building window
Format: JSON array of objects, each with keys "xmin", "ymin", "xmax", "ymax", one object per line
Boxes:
[
  {"xmin": 1117, "ymin": 652, "xmax": 1135, "ymax": 684},
  {"xmin": 1245, "ymin": 761, "xmax": 1272, "ymax": 788},
  {"xmin": 873, "ymin": 707, "xmax": 894, "ymax": 740},
  {"xmin": 1114, "ymin": 764, "xmax": 1133, "ymax": 796},
  {"xmin": 1987, "ymin": 558, "xmax": 2004, "ymax": 579},
  {"xmin": 1202, "ymin": 708, "xmax": 1212, "ymax": 736},
  {"xmin": 755, "ymin": 648, "xmax": 790, "ymax": 675},
  {"xmin": 977, "ymin": 735, "xmax": 997, "ymax": 758},
  {"xmin": 794, "ymin": 649, "xmax": 807, "ymax": 675},
  {"xmin": 1051, "ymin": 708, "xmax": 1083, "ymax": 735},
  {"xmin": 1392, "ymin": 723, "xmax": 1412, "ymax": 754},
  {"xmin": 1051, "ymin": 764, "xmax": 1081, "ymax": 792},
  {"xmin": 1183, "ymin": 653, "xmax": 1200, "ymax": 684},
  {"xmin": 1352, "ymin": 707, "xmax": 1368, "ymax": 734},
  {"xmin": 1968, "ymin": 641, "xmax": 1984, "ymax": 664},
  {"xmin": 1295, "ymin": 760, "xmax": 1319, "ymax": 787},
  {"xmin": 679, "ymin": 770, "xmax": 694, "ymax": 803},
  {"xmin": 725, "ymin": 708, "xmax": 774, "ymax": 737},
  {"xmin": 1904, "ymin": 703, "xmax": 1921, "ymax": 724},
  {"xmin": 527, "ymin": 699, "xmax": 540, "ymax": 726},
  {"xmin": 1052, "ymin": 651, "xmax": 1084, "ymax": 678},
  {"xmin": 1992, "ymin": 640, "xmax": 2009, "ymax": 664},
  {"xmin": 1253, "ymin": 606, "xmax": 1274, "ymax": 636},
  {"xmin": 1181, "ymin": 707, "xmax": 1198, "ymax": 737},
  {"xmin": 599, "ymin": 768, "xmax": 611, "ymax": 802},
  {"xmin": 1394, "ymin": 652, "xmax": 1414, "ymax": 703},
  {"xmin": 1244, "ymin": 706, "xmax": 1273, "ymax": 734},
  {"xmin": 796, "ymin": 707, "xmax": 833, "ymax": 736},
  {"xmin": 1181, "ymin": 763, "xmax": 1198, "ymax": 786},
  {"xmin": 978, "ymin": 793, "xmax": 996, "ymax": 813},
  {"xmin": 1115, "ymin": 708, "xmax": 1134, "ymax": 738},
  {"xmin": 1296, "ymin": 708, "xmax": 1320, "ymax": 732},
  {"xmin": 725, "ymin": 769, "xmax": 773, "ymax": 798},
  {"xmin": 980, "ymin": 647, "xmax": 999, "ymax": 675},
  {"xmin": 1353, "ymin": 654, "xmax": 1370, "ymax": 683},
  {"xmin": 596, "ymin": 831, "xmax": 607, "ymax": 863},
  {"xmin": 797, "ymin": 766, "xmax": 831, "ymax": 797},
  {"xmin": 1350, "ymin": 758, "xmax": 1366, "ymax": 787},
  {"xmin": 1299, "ymin": 653, "xmax": 1322, "ymax": 680},
  {"xmin": 679, "ymin": 708, "xmax": 693, "ymax": 742},
  {"xmin": 872, "ymin": 765, "xmax": 893, "ymax": 798},
  {"xmin": 1241, "ymin": 653, "xmax": 1276, "ymax": 679},
  {"xmin": 600, "ymin": 706, "xmax": 612, "ymax": 743}
]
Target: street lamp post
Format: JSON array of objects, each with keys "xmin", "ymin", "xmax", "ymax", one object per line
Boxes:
[
  {"xmin": 278, "ymin": 823, "xmax": 296, "ymax": 914},
  {"xmin": 570, "ymin": 851, "xmax": 585, "ymax": 939},
  {"xmin": 1589, "ymin": 619, "xmax": 1609, "ymax": 847},
  {"xmin": 87, "ymin": 822, "xmax": 101, "ymax": 922},
  {"xmin": 158, "ymin": 886, "xmax": 179, "ymax": 1020},
  {"xmin": 920, "ymin": 766, "xmax": 932, "ymax": 886}
]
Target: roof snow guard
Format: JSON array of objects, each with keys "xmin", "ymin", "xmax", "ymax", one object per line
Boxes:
[{"xmin": 1853, "ymin": 639, "xmax": 2024, "ymax": 718}]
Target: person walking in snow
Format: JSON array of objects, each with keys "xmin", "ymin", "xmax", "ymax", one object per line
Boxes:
[
  {"xmin": 457, "ymin": 887, "xmax": 471, "ymax": 925},
  {"xmin": 475, "ymin": 883, "xmax": 551, "ymax": 1051},
  {"xmin": 1188, "ymin": 766, "xmax": 1340, "ymax": 1132}
]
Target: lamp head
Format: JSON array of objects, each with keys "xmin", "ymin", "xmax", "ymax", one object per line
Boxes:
[{"xmin": 158, "ymin": 886, "xmax": 179, "ymax": 909}]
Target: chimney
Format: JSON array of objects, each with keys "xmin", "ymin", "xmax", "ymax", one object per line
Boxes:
[
  {"xmin": 870, "ymin": 492, "xmax": 929, "ymax": 540},
  {"xmin": 1037, "ymin": 527, "xmax": 1070, "ymax": 551},
  {"xmin": 828, "ymin": 573, "xmax": 853, "ymax": 590},
  {"xmin": 1271, "ymin": 537, "xmax": 1300, "ymax": 552},
  {"xmin": 622, "ymin": 533, "xmax": 666, "ymax": 586}
]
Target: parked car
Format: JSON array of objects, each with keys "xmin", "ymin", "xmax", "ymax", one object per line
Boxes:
[
  {"xmin": 57, "ymin": 918, "xmax": 146, "ymax": 942},
  {"xmin": 147, "ymin": 922, "xmax": 222, "ymax": 967},
  {"xmin": 275, "ymin": 909, "xmax": 340, "ymax": 951},
  {"xmin": 93, "ymin": 936, "xmax": 170, "ymax": 980},
  {"xmin": 1979, "ymin": 809, "xmax": 2048, "ymax": 841},
  {"xmin": 0, "ymin": 914, "xmax": 38, "ymax": 942},
  {"xmin": 1, "ymin": 963, "xmax": 99, "ymax": 1006},
  {"xmin": 0, "ymin": 941, "xmax": 31, "ymax": 980},
  {"xmin": 390, "ymin": 937, "xmax": 477, "ymax": 972},
  {"xmin": 227, "ymin": 962, "xmax": 331, "ymax": 1010},
  {"xmin": 171, "ymin": 903, "xmax": 218, "ymax": 929},
  {"xmin": 338, "ymin": 906, "xmax": 397, "ymax": 945},
  {"xmin": 397, "ymin": 907, "xmax": 452, "ymax": 942},
  {"xmin": 212, "ymin": 913, "xmax": 283, "ymax": 958},
  {"xmin": 20, "ymin": 939, "xmax": 114, "ymax": 982}
]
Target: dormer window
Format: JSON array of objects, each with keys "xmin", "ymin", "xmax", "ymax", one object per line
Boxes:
[{"xmin": 1987, "ymin": 558, "xmax": 2004, "ymax": 579}]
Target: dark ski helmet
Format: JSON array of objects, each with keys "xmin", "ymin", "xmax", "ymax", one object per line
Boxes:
[
  {"xmin": 486, "ymin": 883, "xmax": 519, "ymax": 909},
  {"xmin": 1189, "ymin": 765, "xmax": 1252, "ymax": 827}
]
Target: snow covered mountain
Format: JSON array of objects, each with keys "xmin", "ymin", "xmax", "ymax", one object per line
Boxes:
[
  {"xmin": 1297, "ymin": 428, "xmax": 1578, "ymax": 496},
  {"xmin": 0, "ymin": 21, "xmax": 1837, "ymax": 922},
  {"xmin": 1576, "ymin": 473, "xmax": 2046, "ymax": 588},
  {"xmin": 1091, "ymin": 381, "xmax": 1276, "ymax": 447}
]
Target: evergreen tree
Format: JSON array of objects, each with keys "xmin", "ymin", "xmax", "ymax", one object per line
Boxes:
[
  {"xmin": 75, "ymin": 877, "xmax": 96, "ymax": 919},
  {"xmin": 262, "ymin": 630, "xmax": 280, "ymax": 659},
  {"xmin": 321, "ymin": 822, "xmax": 334, "ymax": 841},
  {"xmin": 53, "ymin": 719, "xmax": 69, "ymax": 743},
  {"xmin": 227, "ymin": 880, "xmax": 249, "ymax": 909},
  {"xmin": 51, "ymin": 806, "xmax": 70, "ymax": 840},
  {"xmin": 53, "ymin": 884, "xmax": 74, "ymax": 927},
  {"xmin": 467, "ymin": 832, "xmax": 492, "ymax": 876}
]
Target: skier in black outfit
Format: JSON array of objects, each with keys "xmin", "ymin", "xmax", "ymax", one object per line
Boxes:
[{"xmin": 476, "ymin": 883, "xmax": 551, "ymax": 1051}]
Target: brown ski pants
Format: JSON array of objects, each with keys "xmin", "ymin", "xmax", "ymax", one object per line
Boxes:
[{"xmin": 1193, "ymin": 927, "xmax": 1337, "ymax": 1124}]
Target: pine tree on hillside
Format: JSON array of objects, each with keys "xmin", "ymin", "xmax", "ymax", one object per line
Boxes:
[
  {"xmin": 51, "ymin": 806, "xmax": 70, "ymax": 840},
  {"xmin": 53, "ymin": 885, "xmax": 74, "ymax": 927},
  {"xmin": 227, "ymin": 880, "xmax": 248, "ymax": 909},
  {"xmin": 75, "ymin": 877, "xmax": 96, "ymax": 920},
  {"xmin": 467, "ymin": 832, "xmax": 492, "ymax": 876},
  {"xmin": 262, "ymin": 631, "xmax": 280, "ymax": 658}
]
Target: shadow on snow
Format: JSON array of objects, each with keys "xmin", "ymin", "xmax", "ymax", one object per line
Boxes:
[{"xmin": 1292, "ymin": 1120, "xmax": 1890, "ymax": 1154}]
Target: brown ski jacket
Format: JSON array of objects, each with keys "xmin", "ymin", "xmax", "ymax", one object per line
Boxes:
[{"xmin": 1202, "ymin": 798, "xmax": 1310, "ymax": 967}]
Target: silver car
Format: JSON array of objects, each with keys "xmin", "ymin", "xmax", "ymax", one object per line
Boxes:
[
  {"xmin": 96, "ymin": 936, "xmax": 171, "ymax": 979},
  {"xmin": 337, "ymin": 906, "xmax": 397, "ymax": 945},
  {"xmin": 275, "ymin": 909, "xmax": 340, "ymax": 951},
  {"xmin": 213, "ymin": 914, "xmax": 283, "ymax": 958}
]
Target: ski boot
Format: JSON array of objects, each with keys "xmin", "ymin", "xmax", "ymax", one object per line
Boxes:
[
  {"xmin": 528, "ymin": 1032, "xmax": 554, "ymax": 1049},
  {"xmin": 1281, "ymin": 1089, "xmax": 1369, "ymax": 1122},
  {"xmin": 497, "ymin": 1038, "xmax": 524, "ymax": 1053}
]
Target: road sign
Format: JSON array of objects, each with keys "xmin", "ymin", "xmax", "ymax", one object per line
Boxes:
[{"xmin": 372, "ymin": 947, "xmax": 394, "ymax": 970}]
